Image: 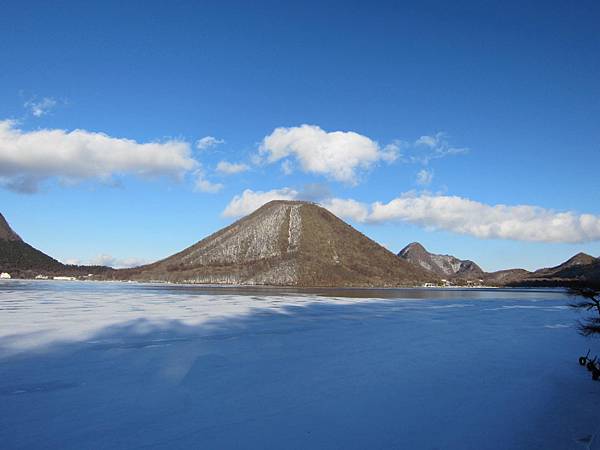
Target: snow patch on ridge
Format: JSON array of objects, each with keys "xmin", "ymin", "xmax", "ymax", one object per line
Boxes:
[
  {"xmin": 180, "ymin": 203, "xmax": 291, "ymax": 265},
  {"xmin": 431, "ymin": 254, "xmax": 463, "ymax": 275},
  {"xmin": 287, "ymin": 204, "xmax": 302, "ymax": 253}
]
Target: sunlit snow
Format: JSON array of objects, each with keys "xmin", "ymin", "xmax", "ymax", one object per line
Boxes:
[{"xmin": 1, "ymin": 281, "xmax": 598, "ymax": 449}]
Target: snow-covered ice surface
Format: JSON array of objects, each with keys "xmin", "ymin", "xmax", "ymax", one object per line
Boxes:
[{"xmin": 1, "ymin": 281, "xmax": 599, "ymax": 449}]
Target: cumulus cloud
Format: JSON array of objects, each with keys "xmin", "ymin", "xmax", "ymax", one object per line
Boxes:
[
  {"xmin": 416, "ymin": 169, "xmax": 434, "ymax": 185},
  {"xmin": 223, "ymin": 186, "xmax": 600, "ymax": 243},
  {"xmin": 24, "ymin": 97, "xmax": 58, "ymax": 117},
  {"xmin": 196, "ymin": 136, "xmax": 224, "ymax": 150},
  {"xmin": 222, "ymin": 188, "xmax": 299, "ymax": 217},
  {"xmin": 320, "ymin": 198, "xmax": 369, "ymax": 223},
  {"xmin": 259, "ymin": 124, "xmax": 397, "ymax": 185},
  {"xmin": 216, "ymin": 161, "xmax": 249, "ymax": 175},
  {"xmin": 88, "ymin": 254, "xmax": 150, "ymax": 268},
  {"xmin": 321, "ymin": 193, "xmax": 600, "ymax": 243},
  {"xmin": 0, "ymin": 120, "xmax": 197, "ymax": 193}
]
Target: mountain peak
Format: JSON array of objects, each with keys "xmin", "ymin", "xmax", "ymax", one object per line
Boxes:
[
  {"xmin": 554, "ymin": 252, "xmax": 596, "ymax": 269},
  {"xmin": 533, "ymin": 252, "xmax": 596, "ymax": 275},
  {"xmin": 125, "ymin": 201, "xmax": 432, "ymax": 286},
  {"xmin": 0, "ymin": 213, "xmax": 22, "ymax": 242},
  {"xmin": 524, "ymin": 251, "xmax": 599, "ymax": 284},
  {"xmin": 398, "ymin": 242, "xmax": 483, "ymax": 279},
  {"xmin": 263, "ymin": 200, "xmax": 315, "ymax": 207},
  {"xmin": 398, "ymin": 242, "xmax": 427, "ymax": 256},
  {"xmin": 570, "ymin": 252, "xmax": 596, "ymax": 263}
]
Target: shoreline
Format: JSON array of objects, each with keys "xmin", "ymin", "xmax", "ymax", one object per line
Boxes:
[{"xmin": 0, "ymin": 277, "xmax": 569, "ymax": 295}]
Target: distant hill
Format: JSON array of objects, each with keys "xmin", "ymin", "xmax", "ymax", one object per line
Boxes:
[
  {"xmin": 396, "ymin": 241, "xmax": 599, "ymax": 287},
  {"xmin": 507, "ymin": 252, "xmax": 600, "ymax": 288},
  {"xmin": 532, "ymin": 252, "xmax": 597, "ymax": 278},
  {"xmin": 121, "ymin": 201, "xmax": 433, "ymax": 287},
  {"xmin": 483, "ymin": 269, "xmax": 531, "ymax": 285},
  {"xmin": 398, "ymin": 242, "xmax": 484, "ymax": 280},
  {"xmin": 464, "ymin": 252, "xmax": 599, "ymax": 288},
  {"xmin": 0, "ymin": 212, "xmax": 114, "ymax": 278}
]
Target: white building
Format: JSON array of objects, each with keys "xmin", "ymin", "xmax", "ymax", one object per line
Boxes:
[
  {"xmin": 0, "ymin": 272, "xmax": 11, "ymax": 279},
  {"xmin": 53, "ymin": 276, "xmax": 77, "ymax": 281}
]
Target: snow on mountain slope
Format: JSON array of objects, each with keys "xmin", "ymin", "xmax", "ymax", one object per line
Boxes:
[{"xmin": 123, "ymin": 201, "xmax": 432, "ymax": 286}]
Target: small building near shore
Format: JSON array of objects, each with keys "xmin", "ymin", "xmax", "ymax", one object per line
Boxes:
[
  {"xmin": 53, "ymin": 276, "xmax": 77, "ymax": 281},
  {"xmin": 0, "ymin": 272, "xmax": 11, "ymax": 279}
]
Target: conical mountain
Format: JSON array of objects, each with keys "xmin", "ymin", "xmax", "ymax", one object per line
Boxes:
[
  {"xmin": 125, "ymin": 201, "xmax": 433, "ymax": 286},
  {"xmin": 398, "ymin": 242, "xmax": 428, "ymax": 260}
]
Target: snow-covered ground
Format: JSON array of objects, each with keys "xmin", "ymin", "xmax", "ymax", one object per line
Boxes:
[{"xmin": 1, "ymin": 281, "xmax": 599, "ymax": 449}]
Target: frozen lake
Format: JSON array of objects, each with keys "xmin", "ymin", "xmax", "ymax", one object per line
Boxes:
[{"xmin": 1, "ymin": 281, "xmax": 598, "ymax": 449}]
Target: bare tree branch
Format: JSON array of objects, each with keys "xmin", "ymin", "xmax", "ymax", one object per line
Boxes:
[{"xmin": 568, "ymin": 288, "xmax": 600, "ymax": 316}]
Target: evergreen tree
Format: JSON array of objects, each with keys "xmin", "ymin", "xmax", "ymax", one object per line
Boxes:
[{"xmin": 569, "ymin": 288, "xmax": 600, "ymax": 336}]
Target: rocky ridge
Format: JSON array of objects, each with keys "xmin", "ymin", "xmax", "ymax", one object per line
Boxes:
[{"xmin": 398, "ymin": 242, "xmax": 484, "ymax": 280}]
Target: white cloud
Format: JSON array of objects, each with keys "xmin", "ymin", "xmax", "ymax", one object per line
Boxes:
[
  {"xmin": 194, "ymin": 168, "xmax": 223, "ymax": 193},
  {"xmin": 222, "ymin": 188, "xmax": 299, "ymax": 218},
  {"xmin": 216, "ymin": 161, "xmax": 249, "ymax": 175},
  {"xmin": 415, "ymin": 135, "xmax": 438, "ymax": 148},
  {"xmin": 381, "ymin": 142, "xmax": 400, "ymax": 162},
  {"xmin": 0, "ymin": 120, "xmax": 197, "ymax": 193},
  {"xmin": 223, "ymin": 187, "xmax": 600, "ymax": 243},
  {"xmin": 61, "ymin": 254, "xmax": 149, "ymax": 268},
  {"xmin": 196, "ymin": 136, "xmax": 224, "ymax": 150},
  {"xmin": 62, "ymin": 254, "xmax": 149, "ymax": 269},
  {"xmin": 322, "ymin": 193, "xmax": 600, "ymax": 243},
  {"xmin": 320, "ymin": 198, "xmax": 369, "ymax": 223},
  {"xmin": 24, "ymin": 97, "xmax": 58, "ymax": 117},
  {"xmin": 259, "ymin": 124, "xmax": 397, "ymax": 185},
  {"xmin": 416, "ymin": 169, "xmax": 434, "ymax": 185},
  {"xmin": 88, "ymin": 254, "xmax": 150, "ymax": 268},
  {"xmin": 407, "ymin": 132, "xmax": 468, "ymax": 165}
]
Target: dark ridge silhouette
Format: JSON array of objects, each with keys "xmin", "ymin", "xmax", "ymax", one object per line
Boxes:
[
  {"xmin": 0, "ymin": 213, "xmax": 114, "ymax": 278},
  {"xmin": 0, "ymin": 212, "xmax": 22, "ymax": 242}
]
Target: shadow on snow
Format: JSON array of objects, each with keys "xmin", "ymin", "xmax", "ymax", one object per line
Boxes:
[{"xmin": 0, "ymin": 298, "xmax": 598, "ymax": 450}]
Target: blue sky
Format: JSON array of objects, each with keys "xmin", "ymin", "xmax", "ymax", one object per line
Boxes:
[{"xmin": 1, "ymin": 0, "xmax": 599, "ymax": 271}]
